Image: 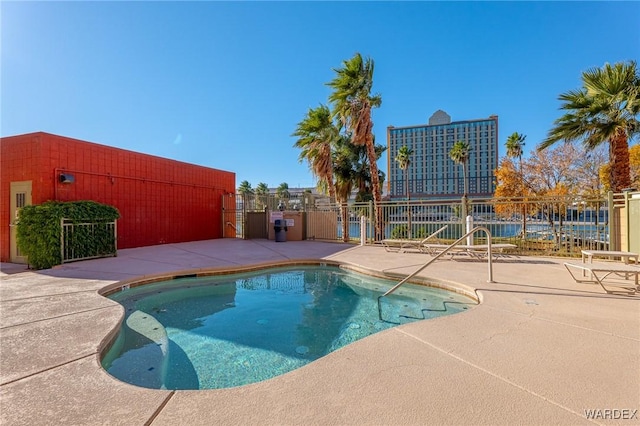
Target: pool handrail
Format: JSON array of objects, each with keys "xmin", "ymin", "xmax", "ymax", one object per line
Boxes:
[{"xmin": 377, "ymin": 226, "xmax": 495, "ymax": 322}]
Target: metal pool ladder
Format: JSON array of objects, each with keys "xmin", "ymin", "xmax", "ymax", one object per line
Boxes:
[{"xmin": 377, "ymin": 226, "xmax": 495, "ymax": 322}]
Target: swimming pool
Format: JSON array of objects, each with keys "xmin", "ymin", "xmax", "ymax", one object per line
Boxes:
[{"xmin": 101, "ymin": 264, "xmax": 476, "ymax": 390}]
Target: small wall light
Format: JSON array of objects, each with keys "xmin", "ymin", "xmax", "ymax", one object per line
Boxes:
[{"xmin": 59, "ymin": 173, "xmax": 75, "ymax": 184}]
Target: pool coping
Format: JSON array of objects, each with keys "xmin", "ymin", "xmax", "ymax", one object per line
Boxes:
[{"xmin": 1, "ymin": 239, "xmax": 639, "ymax": 425}]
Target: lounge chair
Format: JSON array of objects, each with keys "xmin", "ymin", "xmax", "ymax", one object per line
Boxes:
[
  {"xmin": 381, "ymin": 225, "xmax": 448, "ymax": 253},
  {"xmin": 422, "ymin": 243, "xmax": 517, "ymax": 260},
  {"xmin": 463, "ymin": 243, "xmax": 518, "ymax": 259},
  {"xmin": 564, "ymin": 261, "xmax": 639, "ymax": 294}
]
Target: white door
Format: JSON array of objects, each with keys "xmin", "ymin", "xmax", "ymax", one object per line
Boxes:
[{"xmin": 10, "ymin": 181, "xmax": 32, "ymax": 263}]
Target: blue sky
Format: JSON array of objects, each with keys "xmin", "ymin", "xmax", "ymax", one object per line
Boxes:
[{"xmin": 2, "ymin": 1, "xmax": 639, "ymax": 190}]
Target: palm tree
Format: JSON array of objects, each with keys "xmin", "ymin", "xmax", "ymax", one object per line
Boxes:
[
  {"xmin": 345, "ymin": 136, "xmax": 386, "ymax": 202},
  {"xmin": 449, "ymin": 140, "xmax": 471, "ymax": 197},
  {"xmin": 395, "ymin": 145, "xmax": 414, "ymax": 198},
  {"xmin": 293, "ymin": 104, "xmax": 339, "ymax": 203},
  {"xmin": 237, "ymin": 180, "xmax": 253, "ymax": 195},
  {"xmin": 449, "ymin": 140, "xmax": 471, "ymax": 219},
  {"xmin": 506, "ymin": 132, "xmax": 527, "ymax": 238},
  {"xmin": 238, "ymin": 180, "xmax": 253, "ymax": 210},
  {"xmin": 506, "ymin": 132, "xmax": 526, "ymax": 176},
  {"xmin": 333, "ymin": 135, "xmax": 356, "ymax": 242},
  {"xmin": 331, "ymin": 135, "xmax": 386, "ymax": 242},
  {"xmin": 539, "ymin": 60, "xmax": 640, "ymax": 192},
  {"xmin": 395, "ymin": 146, "xmax": 414, "ymax": 238},
  {"xmin": 327, "ymin": 53, "xmax": 383, "ymax": 239},
  {"xmin": 255, "ymin": 182, "xmax": 269, "ymax": 210},
  {"xmin": 276, "ymin": 182, "xmax": 290, "ymax": 210}
]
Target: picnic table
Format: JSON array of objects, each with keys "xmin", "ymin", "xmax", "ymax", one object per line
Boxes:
[
  {"xmin": 581, "ymin": 250, "xmax": 639, "ymax": 266},
  {"xmin": 579, "ymin": 249, "xmax": 639, "ymax": 282}
]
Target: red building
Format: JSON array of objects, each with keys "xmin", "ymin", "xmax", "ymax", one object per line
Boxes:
[{"xmin": 1, "ymin": 132, "xmax": 235, "ymax": 263}]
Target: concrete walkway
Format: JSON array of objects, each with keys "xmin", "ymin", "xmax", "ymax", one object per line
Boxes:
[{"xmin": 1, "ymin": 239, "xmax": 638, "ymax": 425}]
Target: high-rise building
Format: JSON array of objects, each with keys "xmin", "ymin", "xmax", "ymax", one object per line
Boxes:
[{"xmin": 387, "ymin": 110, "xmax": 498, "ymax": 200}]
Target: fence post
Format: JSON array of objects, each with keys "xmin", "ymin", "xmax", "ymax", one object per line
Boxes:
[
  {"xmin": 360, "ymin": 216, "xmax": 366, "ymax": 246},
  {"xmin": 60, "ymin": 218, "xmax": 65, "ymax": 264},
  {"xmin": 607, "ymin": 191, "xmax": 615, "ymax": 251},
  {"xmin": 221, "ymin": 194, "xmax": 226, "ymax": 238},
  {"xmin": 368, "ymin": 200, "xmax": 374, "ymax": 242},
  {"xmin": 624, "ymin": 190, "xmax": 631, "ymax": 252},
  {"xmin": 242, "ymin": 193, "xmax": 247, "ymax": 239}
]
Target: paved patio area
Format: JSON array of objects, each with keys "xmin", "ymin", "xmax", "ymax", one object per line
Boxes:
[{"xmin": 1, "ymin": 239, "xmax": 638, "ymax": 425}]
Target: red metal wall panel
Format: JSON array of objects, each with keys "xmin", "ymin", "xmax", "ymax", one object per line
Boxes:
[
  {"xmin": 0, "ymin": 134, "xmax": 46, "ymax": 262},
  {"xmin": 1, "ymin": 132, "xmax": 235, "ymax": 262}
]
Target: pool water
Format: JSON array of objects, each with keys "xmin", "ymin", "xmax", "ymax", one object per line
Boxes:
[{"xmin": 102, "ymin": 265, "xmax": 475, "ymax": 390}]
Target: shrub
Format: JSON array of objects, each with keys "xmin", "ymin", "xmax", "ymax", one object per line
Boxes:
[
  {"xmin": 17, "ymin": 200, "xmax": 120, "ymax": 269},
  {"xmin": 390, "ymin": 225, "xmax": 437, "ymax": 240},
  {"xmin": 390, "ymin": 224, "xmax": 409, "ymax": 239}
]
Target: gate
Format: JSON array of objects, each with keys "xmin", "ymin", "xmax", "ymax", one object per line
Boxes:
[
  {"xmin": 306, "ymin": 209, "xmax": 339, "ymax": 240},
  {"xmin": 222, "ymin": 193, "xmax": 241, "ymax": 238},
  {"xmin": 61, "ymin": 218, "xmax": 117, "ymax": 263},
  {"xmin": 223, "ymin": 193, "xmax": 268, "ymax": 239},
  {"xmin": 245, "ymin": 211, "xmax": 268, "ymax": 239}
]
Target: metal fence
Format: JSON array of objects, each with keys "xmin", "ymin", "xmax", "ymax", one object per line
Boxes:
[
  {"xmin": 230, "ymin": 191, "xmax": 639, "ymax": 258},
  {"xmin": 368, "ymin": 195, "xmax": 611, "ymax": 257},
  {"xmin": 61, "ymin": 218, "xmax": 117, "ymax": 263}
]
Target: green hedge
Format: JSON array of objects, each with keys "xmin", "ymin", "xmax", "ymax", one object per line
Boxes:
[
  {"xmin": 16, "ymin": 200, "xmax": 120, "ymax": 270},
  {"xmin": 390, "ymin": 224, "xmax": 432, "ymax": 239}
]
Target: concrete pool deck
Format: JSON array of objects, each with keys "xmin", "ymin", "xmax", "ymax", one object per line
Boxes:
[{"xmin": 1, "ymin": 239, "xmax": 638, "ymax": 425}]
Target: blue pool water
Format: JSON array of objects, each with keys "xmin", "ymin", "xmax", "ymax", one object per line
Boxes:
[{"xmin": 102, "ymin": 265, "xmax": 475, "ymax": 390}]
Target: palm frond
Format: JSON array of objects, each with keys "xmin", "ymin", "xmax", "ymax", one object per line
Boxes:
[{"xmin": 542, "ymin": 60, "xmax": 638, "ymax": 191}]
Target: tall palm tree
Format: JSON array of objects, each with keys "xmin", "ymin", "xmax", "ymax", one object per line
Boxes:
[
  {"xmin": 506, "ymin": 132, "xmax": 526, "ymax": 177},
  {"xmin": 506, "ymin": 132, "xmax": 527, "ymax": 238},
  {"xmin": 327, "ymin": 53, "xmax": 383, "ymax": 239},
  {"xmin": 449, "ymin": 140, "xmax": 471, "ymax": 219},
  {"xmin": 395, "ymin": 145, "xmax": 414, "ymax": 198},
  {"xmin": 395, "ymin": 146, "xmax": 414, "ymax": 238},
  {"xmin": 540, "ymin": 60, "xmax": 640, "ymax": 192},
  {"xmin": 449, "ymin": 140, "xmax": 471, "ymax": 197},
  {"xmin": 293, "ymin": 104, "xmax": 339, "ymax": 203}
]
